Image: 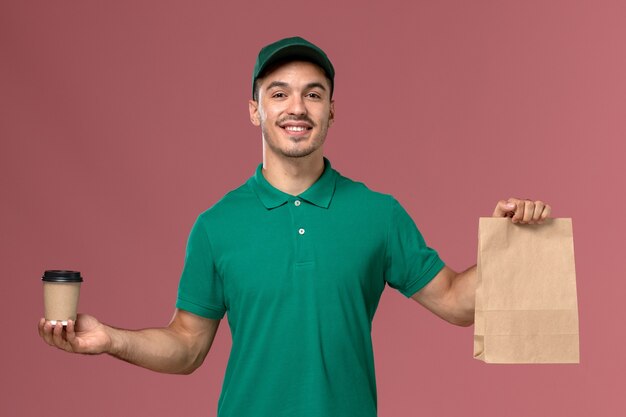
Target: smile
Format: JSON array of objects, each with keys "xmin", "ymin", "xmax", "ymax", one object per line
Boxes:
[{"xmin": 283, "ymin": 126, "xmax": 310, "ymax": 132}]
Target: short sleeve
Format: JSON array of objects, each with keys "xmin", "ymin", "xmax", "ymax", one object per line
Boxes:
[
  {"xmin": 176, "ymin": 216, "xmax": 226, "ymax": 319},
  {"xmin": 384, "ymin": 198, "xmax": 445, "ymax": 297}
]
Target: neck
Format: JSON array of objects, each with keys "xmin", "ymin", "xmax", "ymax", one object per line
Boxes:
[{"xmin": 261, "ymin": 148, "xmax": 325, "ymax": 196}]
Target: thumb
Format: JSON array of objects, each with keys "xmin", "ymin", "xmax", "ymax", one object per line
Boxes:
[{"xmin": 493, "ymin": 200, "xmax": 516, "ymax": 217}]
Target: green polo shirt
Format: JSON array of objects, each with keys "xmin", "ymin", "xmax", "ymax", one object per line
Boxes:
[{"xmin": 176, "ymin": 158, "xmax": 445, "ymax": 417}]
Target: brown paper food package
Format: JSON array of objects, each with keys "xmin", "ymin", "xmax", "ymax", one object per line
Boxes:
[{"xmin": 474, "ymin": 218, "xmax": 579, "ymax": 364}]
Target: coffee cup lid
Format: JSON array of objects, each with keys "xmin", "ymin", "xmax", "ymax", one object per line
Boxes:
[{"xmin": 42, "ymin": 270, "xmax": 83, "ymax": 283}]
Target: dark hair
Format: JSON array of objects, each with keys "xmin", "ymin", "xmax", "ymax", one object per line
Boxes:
[{"xmin": 252, "ymin": 58, "xmax": 334, "ymax": 102}]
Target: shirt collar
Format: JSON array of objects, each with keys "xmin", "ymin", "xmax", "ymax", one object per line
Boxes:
[{"xmin": 247, "ymin": 158, "xmax": 337, "ymax": 210}]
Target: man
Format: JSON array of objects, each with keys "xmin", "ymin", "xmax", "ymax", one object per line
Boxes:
[{"xmin": 38, "ymin": 37, "xmax": 551, "ymax": 416}]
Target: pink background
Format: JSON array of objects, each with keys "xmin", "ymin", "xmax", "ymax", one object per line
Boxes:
[{"xmin": 2, "ymin": 1, "xmax": 624, "ymax": 416}]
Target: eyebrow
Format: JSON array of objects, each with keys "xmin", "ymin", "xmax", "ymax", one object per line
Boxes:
[
  {"xmin": 303, "ymin": 82, "xmax": 327, "ymax": 91},
  {"xmin": 265, "ymin": 81, "xmax": 328, "ymax": 92}
]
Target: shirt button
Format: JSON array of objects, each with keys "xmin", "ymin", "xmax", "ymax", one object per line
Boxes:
[
  {"xmin": 298, "ymin": 228, "xmax": 305, "ymax": 235},
  {"xmin": 294, "ymin": 200, "xmax": 301, "ymax": 206}
]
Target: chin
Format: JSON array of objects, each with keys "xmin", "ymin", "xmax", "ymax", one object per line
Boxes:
[
  {"xmin": 281, "ymin": 148, "xmax": 318, "ymax": 158},
  {"xmin": 263, "ymin": 131, "xmax": 325, "ymax": 159}
]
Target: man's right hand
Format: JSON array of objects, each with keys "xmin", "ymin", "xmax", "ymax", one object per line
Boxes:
[
  {"xmin": 37, "ymin": 309, "xmax": 221, "ymax": 374},
  {"xmin": 38, "ymin": 314, "xmax": 112, "ymax": 355}
]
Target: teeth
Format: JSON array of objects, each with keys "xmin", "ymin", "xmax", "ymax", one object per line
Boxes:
[{"xmin": 285, "ymin": 126, "xmax": 307, "ymax": 132}]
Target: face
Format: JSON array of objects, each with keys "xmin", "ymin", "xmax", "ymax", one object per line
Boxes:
[{"xmin": 249, "ymin": 61, "xmax": 335, "ymax": 160}]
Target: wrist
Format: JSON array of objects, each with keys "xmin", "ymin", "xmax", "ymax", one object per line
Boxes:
[{"xmin": 104, "ymin": 325, "xmax": 125, "ymax": 357}]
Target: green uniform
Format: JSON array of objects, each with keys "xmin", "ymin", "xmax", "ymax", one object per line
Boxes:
[{"xmin": 176, "ymin": 158, "xmax": 445, "ymax": 417}]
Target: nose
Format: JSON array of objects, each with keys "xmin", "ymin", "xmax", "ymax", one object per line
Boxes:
[{"xmin": 286, "ymin": 95, "xmax": 306, "ymax": 116}]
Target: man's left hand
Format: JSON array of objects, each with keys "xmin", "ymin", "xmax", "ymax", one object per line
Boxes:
[{"xmin": 493, "ymin": 198, "xmax": 551, "ymax": 224}]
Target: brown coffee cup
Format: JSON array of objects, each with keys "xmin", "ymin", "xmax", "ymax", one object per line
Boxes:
[{"xmin": 42, "ymin": 270, "xmax": 83, "ymax": 326}]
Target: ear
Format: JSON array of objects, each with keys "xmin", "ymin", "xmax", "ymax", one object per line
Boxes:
[
  {"xmin": 328, "ymin": 99, "xmax": 335, "ymax": 127},
  {"xmin": 249, "ymin": 99, "xmax": 260, "ymax": 126}
]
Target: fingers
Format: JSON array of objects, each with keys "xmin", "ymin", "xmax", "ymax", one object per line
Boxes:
[
  {"xmin": 38, "ymin": 318, "xmax": 45, "ymax": 339},
  {"xmin": 540, "ymin": 203, "xmax": 551, "ymax": 222},
  {"xmin": 494, "ymin": 198, "xmax": 552, "ymax": 225},
  {"xmin": 522, "ymin": 200, "xmax": 535, "ymax": 223},
  {"xmin": 512, "ymin": 199, "xmax": 525, "ymax": 224},
  {"xmin": 39, "ymin": 319, "xmax": 74, "ymax": 353},
  {"xmin": 39, "ymin": 318, "xmax": 56, "ymax": 347},
  {"xmin": 66, "ymin": 320, "xmax": 78, "ymax": 349},
  {"xmin": 52, "ymin": 320, "xmax": 68, "ymax": 350},
  {"xmin": 40, "ymin": 319, "xmax": 56, "ymax": 347},
  {"xmin": 532, "ymin": 201, "xmax": 551, "ymax": 224}
]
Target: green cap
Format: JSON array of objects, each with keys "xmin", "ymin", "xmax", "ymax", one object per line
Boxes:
[{"xmin": 252, "ymin": 36, "xmax": 335, "ymax": 98}]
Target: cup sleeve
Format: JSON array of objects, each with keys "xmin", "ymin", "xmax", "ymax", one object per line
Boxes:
[
  {"xmin": 384, "ymin": 198, "xmax": 445, "ymax": 298},
  {"xmin": 176, "ymin": 216, "xmax": 226, "ymax": 319}
]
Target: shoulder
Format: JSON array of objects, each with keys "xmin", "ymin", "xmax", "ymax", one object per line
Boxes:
[
  {"xmin": 195, "ymin": 181, "xmax": 257, "ymax": 227},
  {"xmin": 334, "ymin": 170, "xmax": 397, "ymax": 212}
]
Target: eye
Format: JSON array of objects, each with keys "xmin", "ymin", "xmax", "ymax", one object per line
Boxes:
[
  {"xmin": 272, "ymin": 92, "xmax": 287, "ymax": 98},
  {"xmin": 306, "ymin": 92, "xmax": 322, "ymax": 99}
]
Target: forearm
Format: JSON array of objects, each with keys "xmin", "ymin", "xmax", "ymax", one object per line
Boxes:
[{"xmin": 106, "ymin": 325, "xmax": 201, "ymax": 374}]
